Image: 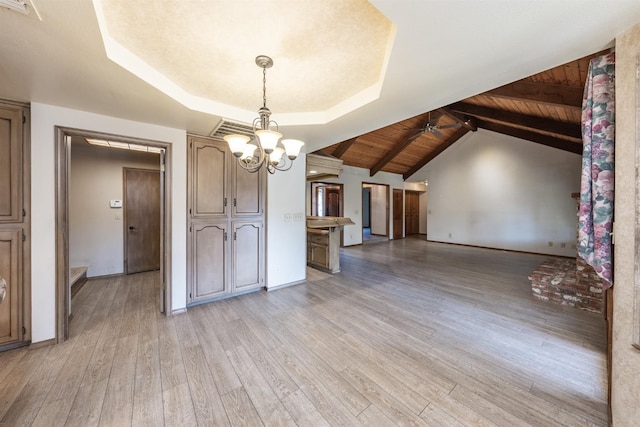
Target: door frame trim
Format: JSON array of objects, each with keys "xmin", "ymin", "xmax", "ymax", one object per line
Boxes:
[{"xmin": 54, "ymin": 126, "xmax": 173, "ymax": 343}]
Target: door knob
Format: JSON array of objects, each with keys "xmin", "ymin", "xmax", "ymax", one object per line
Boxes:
[
  {"xmin": 129, "ymin": 226, "xmax": 136, "ymax": 230},
  {"xmin": 0, "ymin": 277, "xmax": 6, "ymax": 304}
]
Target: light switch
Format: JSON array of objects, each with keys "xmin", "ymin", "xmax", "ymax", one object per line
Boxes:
[{"xmin": 109, "ymin": 200, "xmax": 122, "ymax": 208}]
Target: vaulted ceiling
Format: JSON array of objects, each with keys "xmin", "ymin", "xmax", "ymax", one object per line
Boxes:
[{"xmin": 313, "ymin": 50, "xmax": 601, "ymax": 180}]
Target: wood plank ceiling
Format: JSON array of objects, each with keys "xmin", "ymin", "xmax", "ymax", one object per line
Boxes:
[{"xmin": 313, "ymin": 50, "xmax": 607, "ymax": 180}]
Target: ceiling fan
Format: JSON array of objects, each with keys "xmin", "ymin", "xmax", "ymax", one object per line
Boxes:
[{"xmin": 409, "ymin": 112, "xmax": 462, "ymax": 139}]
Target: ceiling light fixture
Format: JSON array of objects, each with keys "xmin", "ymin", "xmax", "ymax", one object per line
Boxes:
[
  {"xmin": 86, "ymin": 138, "xmax": 164, "ymax": 153},
  {"xmin": 224, "ymin": 55, "xmax": 304, "ymax": 174}
]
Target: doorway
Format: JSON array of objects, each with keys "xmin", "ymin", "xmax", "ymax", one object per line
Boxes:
[
  {"xmin": 55, "ymin": 127, "xmax": 172, "ymax": 343},
  {"xmin": 362, "ymin": 183, "xmax": 389, "ymax": 244},
  {"xmin": 310, "ymin": 182, "xmax": 343, "ymax": 217},
  {"xmin": 310, "ymin": 182, "xmax": 344, "ymax": 246}
]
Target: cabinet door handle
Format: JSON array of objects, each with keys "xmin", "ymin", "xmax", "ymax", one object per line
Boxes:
[{"xmin": 0, "ymin": 277, "xmax": 6, "ymax": 304}]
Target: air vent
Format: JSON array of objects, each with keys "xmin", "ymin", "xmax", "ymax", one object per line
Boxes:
[{"xmin": 210, "ymin": 119, "xmax": 254, "ymax": 141}]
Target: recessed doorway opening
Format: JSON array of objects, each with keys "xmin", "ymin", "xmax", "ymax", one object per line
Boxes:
[{"xmin": 55, "ymin": 127, "xmax": 172, "ymax": 343}]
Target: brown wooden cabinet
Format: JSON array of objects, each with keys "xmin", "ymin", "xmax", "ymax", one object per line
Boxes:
[
  {"xmin": 187, "ymin": 135, "xmax": 265, "ymax": 305},
  {"xmin": 0, "ymin": 101, "xmax": 29, "ymax": 349}
]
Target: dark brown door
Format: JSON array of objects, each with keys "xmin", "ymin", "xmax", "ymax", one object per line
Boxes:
[
  {"xmin": 124, "ymin": 168, "xmax": 160, "ymax": 274},
  {"xmin": 393, "ymin": 189, "xmax": 403, "ymax": 239},
  {"xmin": 326, "ymin": 189, "xmax": 340, "ymax": 216},
  {"xmin": 405, "ymin": 191, "xmax": 420, "ymax": 236}
]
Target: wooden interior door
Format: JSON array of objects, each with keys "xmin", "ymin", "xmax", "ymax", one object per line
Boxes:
[
  {"xmin": 124, "ymin": 168, "xmax": 161, "ymax": 274},
  {"xmin": 405, "ymin": 191, "xmax": 420, "ymax": 235},
  {"xmin": 393, "ymin": 189, "xmax": 403, "ymax": 239}
]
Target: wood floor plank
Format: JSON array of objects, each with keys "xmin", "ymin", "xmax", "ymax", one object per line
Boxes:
[
  {"xmin": 189, "ymin": 306, "xmax": 243, "ymax": 395},
  {"xmin": 64, "ymin": 378, "xmax": 108, "ymax": 427},
  {"xmin": 181, "ymin": 344, "xmax": 230, "ymax": 427},
  {"xmin": 224, "ymin": 345, "xmax": 296, "ymax": 426},
  {"xmin": 281, "ymin": 389, "xmax": 331, "ymax": 427},
  {"xmin": 357, "ymin": 404, "xmax": 397, "ymax": 427},
  {"xmin": 221, "ymin": 387, "xmax": 264, "ymax": 427},
  {"xmin": 162, "ymin": 383, "xmax": 197, "ymax": 427},
  {"xmin": 270, "ymin": 344, "xmax": 363, "ymax": 425},
  {"xmin": 98, "ymin": 335, "xmax": 138, "ymax": 427},
  {"xmin": 340, "ymin": 365, "xmax": 429, "ymax": 426}
]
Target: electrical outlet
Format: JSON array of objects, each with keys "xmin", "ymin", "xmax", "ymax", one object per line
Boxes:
[
  {"xmin": 284, "ymin": 213, "xmax": 292, "ymax": 222},
  {"xmin": 293, "ymin": 212, "xmax": 304, "ymax": 222},
  {"xmin": 560, "ymin": 243, "xmax": 566, "ymax": 248},
  {"xmin": 548, "ymin": 241, "xmax": 553, "ymax": 247}
]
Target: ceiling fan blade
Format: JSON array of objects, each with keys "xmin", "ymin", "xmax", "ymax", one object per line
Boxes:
[
  {"xmin": 430, "ymin": 128, "xmax": 444, "ymax": 138},
  {"xmin": 436, "ymin": 123, "xmax": 462, "ymax": 130},
  {"xmin": 406, "ymin": 130, "xmax": 425, "ymax": 142}
]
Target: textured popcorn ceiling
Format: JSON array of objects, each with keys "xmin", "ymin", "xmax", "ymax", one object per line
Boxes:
[{"xmin": 95, "ymin": 0, "xmax": 394, "ymax": 125}]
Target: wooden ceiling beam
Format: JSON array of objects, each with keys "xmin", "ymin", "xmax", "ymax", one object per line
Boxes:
[
  {"xmin": 476, "ymin": 119, "xmax": 582, "ymax": 154},
  {"xmin": 331, "ymin": 137, "xmax": 357, "ymax": 158},
  {"xmin": 437, "ymin": 108, "xmax": 478, "ymax": 131},
  {"xmin": 484, "ymin": 80, "xmax": 583, "ymax": 109},
  {"xmin": 369, "ymin": 112, "xmax": 442, "ymax": 177},
  {"xmin": 448, "ymin": 102, "xmax": 581, "ymax": 139},
  {"xmin": 403, "ymin": 127, "xmax": 470, "ymax": 180}
]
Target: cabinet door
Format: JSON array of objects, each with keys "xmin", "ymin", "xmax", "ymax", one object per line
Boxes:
[
  {"xmin": 232, "ymin": 221, "xmax": 263, "ymax": 291},
  {"xmin": 0, "ymin": 229, "xmax": 21, "ymax": 346},
  {"xmin": 191, "ymin": 138, "xmax": 228, "ymax": 218},
  {"xmin": 0, "ymin": 107, "xmax": 22, "ymax": 223},
  {"xmin": 232, "ymin": 161, "xmax": 264, "ymax": 217},
  {"xmin": 191, "ymin": 222, "xmax": 228, "ymax": 302}
]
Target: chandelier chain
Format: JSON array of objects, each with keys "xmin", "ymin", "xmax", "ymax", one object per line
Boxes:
[{"xmin": 262, "ymin": 66, "xmax": 267, "ymax": 110}]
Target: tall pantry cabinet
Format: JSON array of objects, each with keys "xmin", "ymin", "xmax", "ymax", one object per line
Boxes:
[
  {"xmin": 187, "ymin": 135, "xmax": 265, "ymax": 304},
  {"xmin": 0, "ymin": 101, "xmax": 30, "ymax": 349}
]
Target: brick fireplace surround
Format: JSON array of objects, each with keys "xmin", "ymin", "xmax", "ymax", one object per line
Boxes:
[{"xmin": 528, "ymin": 193, "xmax": 605, "ymax": 313}]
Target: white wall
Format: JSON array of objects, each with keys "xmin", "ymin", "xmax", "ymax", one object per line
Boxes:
[
  {"xmin": 370, "ymin": 184, "xmax": 387, "ymax": 235},
  {"xmin": 266, "ymin": 153, "xmax": 307, "ymax": 289},
  {"xmin": 31, "ymin": 103, "xmax": 187, "ymax": 343},
  {"xmin": 419, "ymin": 191, "xmax": 428, "ymax": 234},
  {"xmin": 410, "ymin": 128, "xmax": 581, "ymax": 257},
  {"xmin": 612, "ymin": 23, "xmax": 640, "ymax": 425},
  {"xmin": 70, "ymin": 142, "xmax": 160, "ymax": 277}
]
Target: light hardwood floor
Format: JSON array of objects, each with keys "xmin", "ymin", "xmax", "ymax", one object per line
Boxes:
[{"xmin": 0, "ymin": 239, "xmax": 607, "ymax": 426}]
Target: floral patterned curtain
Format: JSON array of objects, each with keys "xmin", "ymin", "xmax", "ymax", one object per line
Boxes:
[{"xmin": 578, "ymin": 53, "xmax": 615, "ymax": 288}]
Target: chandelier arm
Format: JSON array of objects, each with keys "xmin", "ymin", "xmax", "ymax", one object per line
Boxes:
[{"xmin": 273, "ymin": 156, "xmax": 294, "ymax": 172}]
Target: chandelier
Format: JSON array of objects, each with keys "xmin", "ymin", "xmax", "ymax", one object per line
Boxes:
[{"xmin": 224, "ymin": 55, "xmax": 304, "ymax": 174}]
